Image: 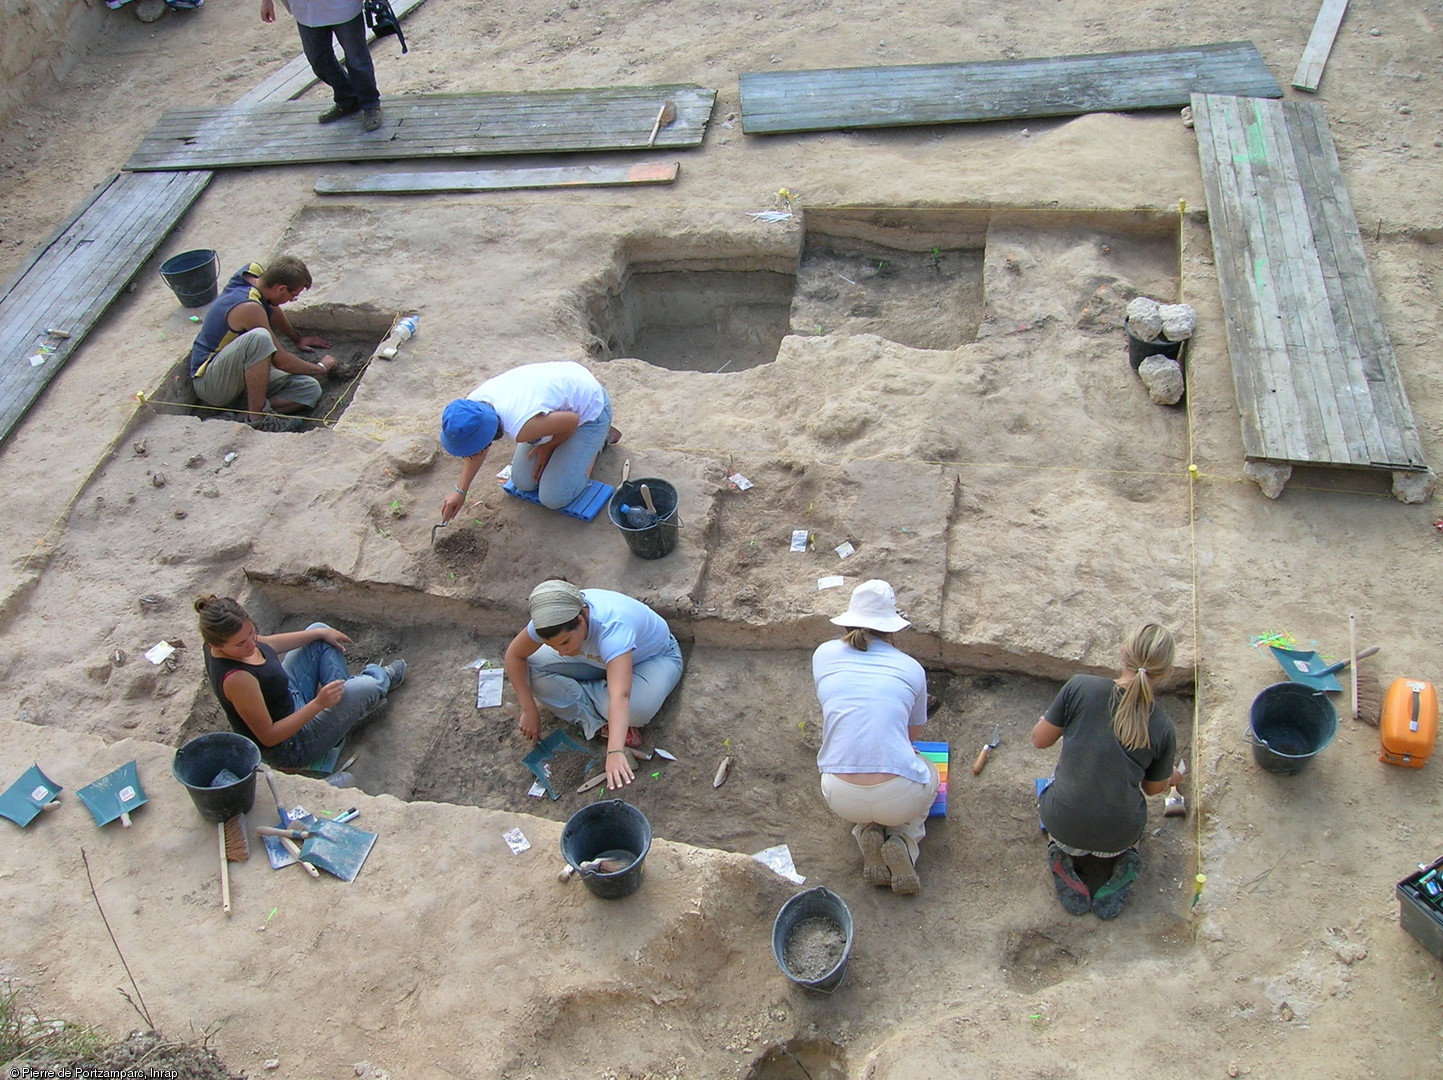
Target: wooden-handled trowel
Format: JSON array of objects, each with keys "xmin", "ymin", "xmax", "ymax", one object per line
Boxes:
[{"xmin": 972, "ymin": 724, "xmax": 1002, "ymax": 775}]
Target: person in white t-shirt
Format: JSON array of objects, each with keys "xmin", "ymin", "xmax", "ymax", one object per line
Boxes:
[
  {"xmin": 504, "ymin": 580, "xmax": 683, "ymax": 791},
  {"xmin": 812, "ymin": 580, "xmax": 939, "ymax": 896},
  {"xmin": 437, "ymin": 361, "xmax": 620, "ymax": 523}
]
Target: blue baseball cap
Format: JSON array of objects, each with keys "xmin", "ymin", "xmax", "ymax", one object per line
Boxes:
[{"xmin": 440, "ymin": 399, "xmax": 500, "ymax": 457}]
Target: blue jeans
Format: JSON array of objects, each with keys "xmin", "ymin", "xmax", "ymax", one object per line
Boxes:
[
  {"xmin": 527, "ymin": 635, "xmax": 682, "ymax": 740},
  {"xmin": 508, "ymin": 396, "xmax": 612, "ymax": 509},
  {"xmin": 297, "ymin": 15, "xmax": 380, "ymax": 111},
  {"xmin": 269, "ymin": 623, "xmax": 393, "ymax": 768}
]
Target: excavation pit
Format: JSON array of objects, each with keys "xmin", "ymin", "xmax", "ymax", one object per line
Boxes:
[
  {"xmin": 175, "ymin": 584, "xmax": 1195, "ymax": 927},
  {"xmin": 143, "ymin": 306, "xmax": 393, "ymax": 428}
]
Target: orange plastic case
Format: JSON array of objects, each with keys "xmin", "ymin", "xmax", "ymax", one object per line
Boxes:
[{"xmin": 1380, "ymin": 678, "xmax": 1439, "ymax": 768}]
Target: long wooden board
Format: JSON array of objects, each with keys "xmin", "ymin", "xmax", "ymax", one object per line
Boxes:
[
  {"xmin": 1191, "ymin": 93, "xmax": 1427, "ymax": 483},
  {"xmin": 315, "ymin": 160, "xmax": 679, "ymax": 195},
  {"xmin": 0, "ymin": 171, "xmax": 210, "ymax": 443},
  {"xmin": 740, "ymin": 42, "xmax": 1281, "ymax": 135},
  {"xmin": 126, "ymin": 86, "xmax": 716, "ymax": 171},
  {"xmin": 1292, "ymin": 0, "xmax": 1350, "ymax": 92}
]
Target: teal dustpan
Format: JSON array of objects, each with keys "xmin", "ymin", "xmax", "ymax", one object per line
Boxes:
[
  {"xmin": 0, "ymin": 764, "xmax": 63, "ymax": 827},
  {"xmin": 77, "ymin": 761, "xmax": 147, "ymax": 827},
  {"xmin": 299, "ymin": 818, "xmax": 377, "ymax": 882},
  {"xmin": 1269, "ymin": 644, "xmax": 1378, "ymax": 693}
]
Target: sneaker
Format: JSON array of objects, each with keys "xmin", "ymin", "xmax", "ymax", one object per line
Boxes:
[
  {"xmin": 249, "ymin": 411, "xmax": 309, "ymax": 433},
  {"xmin": 881, "ymin": 835, "xmax": 920, "ymax": 895},
  {"xmin": 362, "ymin": 107, "xmax": 383, "ymax": 132},
  {"xmin": 319, "ymin": 103, "xmax": 361, "ymax": 124},
  {"xmin": 624, "ymin": 726, "xmax": 644, "ymax": 749},
  {"xmin": 1048, "ymin": 842, "xmax": 1092, "ymax": 915},
  {"xmin": 1090, "ymin": 848, "xmax": 1142, "ymax": 920},
  {"xmin": 857, "ymin": 823, "xmax": 890, "ymax": 887},
  {"xmin": 382, "ymin": 659, "xmax": 407, "ymax": 690}
]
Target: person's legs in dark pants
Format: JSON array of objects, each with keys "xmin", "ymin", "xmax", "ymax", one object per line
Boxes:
[
  {"xmin": 330, "ymin": 15, "xmax": 380, "ymax": 108},
  {"xmin": 298, "ymin": 21, "xmax": 362, "ymax": 120}
]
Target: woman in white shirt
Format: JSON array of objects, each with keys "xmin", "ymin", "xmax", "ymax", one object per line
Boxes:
[{"xmin": 812, "ymin": 580, "xmax": 939, "ymax": 896}]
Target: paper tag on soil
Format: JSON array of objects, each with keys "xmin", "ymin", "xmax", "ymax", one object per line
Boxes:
[
  {"xmin": 527, "ymin": 764, "xmax": 551, "ymax": 798},
  {"xmin": 727, "ymin": 472, "xmax": 753, "ymax": 491},
  {"xmin": 476, "ymin": 668, "xmax": 504, "ymax": 708},
  {"xmin": 790, "ymin": 529, "xmax": 811, "ymax": 553},
  {"xmin": 817, "ymin": 575, "xmax": 844, "ymax": 590},
  {"xmin": 834, "ymin": 541, "xmax": 856, "ymax": 559},
  {"xmin": 752, "ymin": 843, "xmax": 805, "ymax": 884},
  {"xmin": 496, "ymin": 464, "xmax": 512, "ymax": 482},
  {"xmin": 144, "ymin": 641, "xmax": 176, "ymax": 664},
  {"xmin": 502, "ymin": 827, "xmax": 531, "ymax": 854}
]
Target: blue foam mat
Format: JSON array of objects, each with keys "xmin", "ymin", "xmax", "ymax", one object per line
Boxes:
[{"xmin": 502, "ymin": 479, "xmax": 614, "ymax": 522}]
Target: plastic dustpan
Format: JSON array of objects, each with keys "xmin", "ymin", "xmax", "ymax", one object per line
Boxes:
[
  {"xmin": 522, "ymin": 729, "xmax": 599, "ymax": 800},
  {"xmin": 77, "ymin": 761, "xmax": 147, "ymax": 827},
  {"xmin": 0, "ymin": 764, "xmax": 64, "ymax": 827},
  {"xmin": 1269, "ymin": 646, "xmax": 1345, "ymax": 692},
  {"xmin": 299, "ymin": 818, "xmax": 377, "ymax": 882}
]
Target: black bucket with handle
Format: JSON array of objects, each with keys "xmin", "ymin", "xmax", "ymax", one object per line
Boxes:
[
  {"xmin": 772, "ymin": 886, "xmax": 854, "ymax": 993},
  {"xmin": 608, "ymin": 478, "xmax": 681, "ymax": 560},
  {"xmin": 172, "ymin": 731, "xmax": 260, "ymax": 822},
  {"xmin": 1246, "ymin": 682, "xmax": 1338, "ymax": 775},
  {"xmin": 159, "ymin": 249, "xmax": 220, "ymax": 308},
  {"xmin": 560, "ymin": 799, "xmax": 652, "ymax": 899}
]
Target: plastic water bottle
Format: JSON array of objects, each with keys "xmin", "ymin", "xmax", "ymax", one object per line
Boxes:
[
  {"xmin": 620, "ymin": 503, "xmax": 653, "ymax": 529},
  {"xmin": 378, "ymin": 314, "xmax": 419, "ymax": 360}
]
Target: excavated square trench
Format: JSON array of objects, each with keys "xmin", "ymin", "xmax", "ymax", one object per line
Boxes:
[
  {"xmin": 585, "ymin": 209, "xmax": 988, "ymax": 371},
  {"xmin": 144, "ymin": 306, "xmax": 394, "ymax": 427},
  {"xmin": 179, "ymin": 580, "xmax": 1196, "ymax": 993}
]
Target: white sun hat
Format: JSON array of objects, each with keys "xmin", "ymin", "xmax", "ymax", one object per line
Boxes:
[{"xmin": 830, "ymin": 579, "xmax": 910, "ymax": 633}]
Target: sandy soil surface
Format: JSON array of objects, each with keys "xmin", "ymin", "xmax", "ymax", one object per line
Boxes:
[{"xmin": 3, "ymin": 2, "xmax": 1443, "ymax": 1078}]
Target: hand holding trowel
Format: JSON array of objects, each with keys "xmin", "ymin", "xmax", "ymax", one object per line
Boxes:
[{"xmin": 972, "ymin": 724, "xmax": 1002, "ymax": 775}]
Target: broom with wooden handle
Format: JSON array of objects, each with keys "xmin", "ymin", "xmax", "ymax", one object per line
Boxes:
[{"xmin": 1350, "ymin": 613, "xmax": 1383, "ymax": 726}]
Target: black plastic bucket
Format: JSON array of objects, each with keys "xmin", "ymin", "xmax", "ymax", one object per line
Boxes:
[
  {"xmin": 1246, "ymin": 682, "xmax": 1338, "ymax": 775},
  {"xmin": 159, "ymin": 249, "xmax": 220, "ymax": 308},
  {"xmin": 560, "ymin": 799, "xmax": 652, "ymax": 899},
  {"xmin": 772, "ymin": 886, "xmax": 854, "ymax": 994},
  {"xmin": 607, "ymin": 478, "xmax": 680, "ymax": 560},
  {"xmin": 172, "ymin": 732, "xmax": 260, "ymax": 822},
  {"xmin": 1127, "ymin": 328, "xmax": 1184, "ymax": 371}
]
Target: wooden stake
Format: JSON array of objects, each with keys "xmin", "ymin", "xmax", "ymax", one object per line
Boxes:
[{"xmin": 218, "ymin": 822, "xmax": 232, "ymax": 915}]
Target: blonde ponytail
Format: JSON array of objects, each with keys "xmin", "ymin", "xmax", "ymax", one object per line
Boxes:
[{"xmin": 1112, "ymin": 623, "xmax": 1175, "ymax": 751}]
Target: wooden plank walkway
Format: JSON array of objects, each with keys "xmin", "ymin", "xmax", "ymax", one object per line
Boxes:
[
  {"xmin": 0, "ymin": 171, "xmax": 210, "ymax": 443},
  {"xmin": 739, "ymin": 42, "xmax": 1281, "ymax": 135},
  {"xmin": 1191, "ymin": 93, "xmax": 1429, "ymax": 495},
  {"xmin": 126, "ymin": 85, "xmax": 716, "ymax": 171},
  {"xmin": 1293, "ymin": 0, "xmax": 1350, "ymax": 92},
  {"xmin": 315, "ymin": 160, "xmax": 679, "ymax": 195}
]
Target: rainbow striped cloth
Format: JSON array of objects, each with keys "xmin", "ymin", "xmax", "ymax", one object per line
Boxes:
[{"xmin": 913, "ymin": 741, "xmax": 949, "ymax": 818}]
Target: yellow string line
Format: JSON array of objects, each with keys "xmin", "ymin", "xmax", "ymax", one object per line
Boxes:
[{"xmin": 1178, "ymin": 198, "xmax": 1207, "ymax": 903}]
